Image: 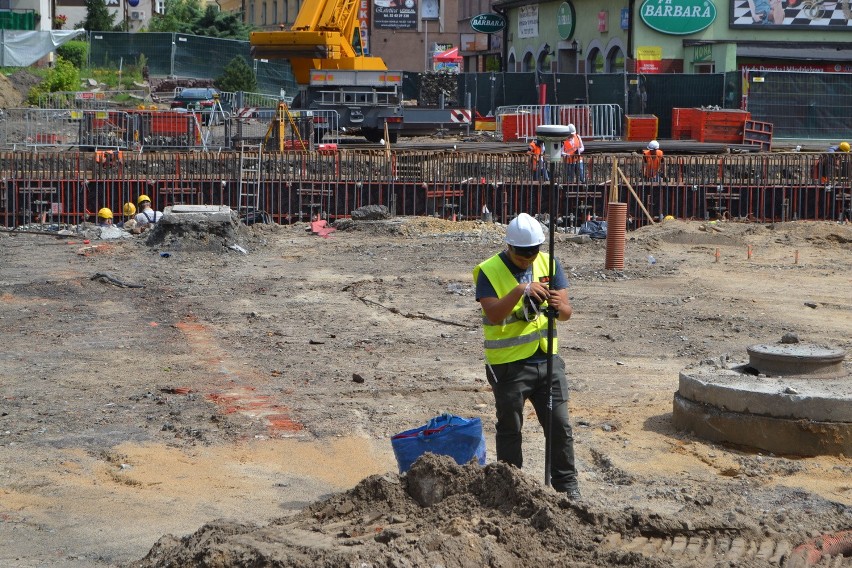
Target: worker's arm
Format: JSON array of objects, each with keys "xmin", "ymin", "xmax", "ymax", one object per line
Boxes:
[{"xmin": 479, "ymin": 281, "xmax": 551, "ymax": 325}]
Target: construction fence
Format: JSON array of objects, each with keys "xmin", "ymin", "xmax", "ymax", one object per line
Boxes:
[
  {"xmin": 88, "ymin": 32, "xmax": 298, "ymax": 97},
  {"xmin": 459, "ymin": 70, "xmax": 852, "ymax": 142},
  {"xmin": 2, "ymin": 150, "xmax": 849, "ymax": 229},
  {"xmin": 71, "ymin": 32, "xmax": 852, "ymax": 142},
  {"xmin": 0, "ymin": 107, "xmax": 341, "ymax": 151}
]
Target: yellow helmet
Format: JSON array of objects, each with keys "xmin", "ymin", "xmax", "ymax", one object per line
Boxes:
[
  {"xmin": 839, "ymin": 141, "xmax": 850, "ymax": 152},
  {"xmin": 137, "ymin": 194, "xmax": 152, "ymax": 205},
  {"xmin": 123, "ymin": 202, "xmax": 136, "ymax": 216},
  {"xmin": 97, "ymin": 207, "xmax": 113, "ymax": 220}
]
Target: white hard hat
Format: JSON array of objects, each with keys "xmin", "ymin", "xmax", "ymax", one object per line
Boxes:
[
  {"xmin": 648, "ymin": 140, "xmax": 660, "ymax": 150},
  {"xmin": 506, "ymin": 213, "xmax": 546, "ymax": 247},
  {"xmin": 566, "ymin": 123, "xmax": 576, "ymax": 135}
]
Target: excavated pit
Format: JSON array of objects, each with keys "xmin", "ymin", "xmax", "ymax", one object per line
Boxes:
[{"xmin": 673, "ymin": 341, "xmax": 852, "ymax": 456}]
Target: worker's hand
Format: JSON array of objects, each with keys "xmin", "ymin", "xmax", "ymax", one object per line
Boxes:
[
  {"xmin": 524, "ymin": 281, "xmax": 551, "ymax": 304},
  {"xmin": 547, "ymin": 288, "xmax": 573, "ymax": 321}
]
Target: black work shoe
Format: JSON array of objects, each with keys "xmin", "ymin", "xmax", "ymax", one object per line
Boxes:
[{"xmin": 565, "ymin": 487, "xmax": 582, "ymax": 500}]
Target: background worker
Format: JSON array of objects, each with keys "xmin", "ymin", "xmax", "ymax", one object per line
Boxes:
[
  {"xmin": 561, "ymin": 124, "xmax": 584, "ymax": 183},
  {"xmin": 528, "ymin": 138, "xmax": 548, "ymax": 181},
  {"xmin": 96, "ymin": 207, "xmax": 113, "ymax": 226},
  {"xmin": 473, "ymin": 213, "xmax": 580, "ymax": 499},
  {"xmin": 643, "ymin": 140, "xmax": 664, "ymax": 180},
  {"xmin": 134, "ymin": 194, "xmax": 162, "ymax": 232},
  {"xmin": 820, "ymin": 141, "xmax": 851, "ymax": 182},
  {"xmin": 828, "ymin": 141, "xmax": 850, "ymax": 153},
  {"xmin": 119, "ymin": 202, "xmax": 139, "ymax": 231}
]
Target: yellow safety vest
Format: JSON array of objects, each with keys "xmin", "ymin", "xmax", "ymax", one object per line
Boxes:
[{"xmin": 473, "ymin": 252, "xmax": 557, "ymax": 365}]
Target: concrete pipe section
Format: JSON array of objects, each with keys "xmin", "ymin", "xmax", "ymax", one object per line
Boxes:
[{"xmin": 673, "ymin": 340, "xmax": 851, "ymax": 456}]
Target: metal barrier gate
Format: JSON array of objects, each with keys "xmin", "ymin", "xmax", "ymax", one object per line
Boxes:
[{"xmin": 496, "ymin": 104, "xmax": 623, "ymax": 142}]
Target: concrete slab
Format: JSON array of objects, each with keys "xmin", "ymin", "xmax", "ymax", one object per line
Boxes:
[
  {"xmin": 162, "ymin": 205, "xmax": 235, "ymax": 224},
  {"xmin": 170, "ymin": 205, "xmax": 232, "ymax": 214},
  {"xmin": 678, "ymin": 368, "xmax": 852, "ymax": 422}
]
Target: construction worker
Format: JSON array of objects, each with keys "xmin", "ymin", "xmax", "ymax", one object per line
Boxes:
[
  {"xmin": 561, "ymin": 124, "xmax": 584, "ymax": 183},
  {"xmin": 528, "ymin": 138, "xmax": 548, "ymax": 181},
  {"xmin": 134, "ymin": 194, "xmax": 162, "ymax": 232},
  {"xmin": 120, "ymin": 202, "xmax": 139, "ymax": 231},
  {"xmin": 643, "ymin": 140, "xmax": 664, "ymax": 180},
  {"xmin": 96, "ymin": 207, "xmax": 113, "ymax": 226},
  {"xmin": 473, "ymin": 213, "xmax": 580, "ymax": 500},
  {"xmin": 821, "ymin": 141, "xmax": 851, "ymax": 185}
]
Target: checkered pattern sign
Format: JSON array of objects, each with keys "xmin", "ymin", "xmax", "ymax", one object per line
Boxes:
[{"xmin": 731, "ymin": 0, "xmax": 852, "ymax": 28}]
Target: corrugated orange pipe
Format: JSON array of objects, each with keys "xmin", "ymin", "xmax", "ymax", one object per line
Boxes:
[{"xmin": 605, "ymin": 202, "xmax": 627, "ymax": 270}]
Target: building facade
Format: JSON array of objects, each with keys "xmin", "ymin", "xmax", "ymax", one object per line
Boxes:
[{"xmin": 492, "ymin": 0, "xmax": 851, "ymax": 74}]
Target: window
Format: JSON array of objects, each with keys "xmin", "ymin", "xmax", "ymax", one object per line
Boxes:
[
  {"xmin": 694, "ymin": 63, "xmax": 715, "ymax": 73},
  {"xmin": 262, "ymin": 2, "xmax": 267, "ymax": 25},
  {"xmin": 272, "ymin": 0, "xmax": 277, "ymax": 24},
  {"xmin": 607, "ymin": 47, "xmax": 625, "ymax": 73},
  {"xmin": 249, "ymin": 1, "xmax": 255, "ymax": 24},
  {"xmin": 523, "ymin": 52, "xmax": 535, "ymax": 72},
  {"xmin": 156, "ymin": 0, "xmax": 165, "ymax": 14},
  {"xmin": 588, "ymin": 49, "xmax": 604, "ymax": 74}
]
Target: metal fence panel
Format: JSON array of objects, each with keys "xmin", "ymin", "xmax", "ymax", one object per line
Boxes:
[
  {"xmin": 88, "ymin": 32, "xmax": 298, "ymax": 96},
  {"xmin": 743, "ymin": 70, "xmax": 852, "ymax": 141},
  {"xmin": 89, "ymin": 32, "xmax": 174, "ymax": 75},
  {"xmin": 638, "ymin": 74, "xmax": 726, "ymax": 138}
]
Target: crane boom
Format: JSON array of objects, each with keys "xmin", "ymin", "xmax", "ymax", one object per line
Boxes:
[{"xmin": 250, "ymin": 0, "xmax": 387, "ymax": 86}]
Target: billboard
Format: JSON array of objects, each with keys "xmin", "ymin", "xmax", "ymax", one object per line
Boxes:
[
  {"xmin": 730, "ymin": 0, "xmax": 852, "ymax": 29},
  {"xmin": 374, "ymin": 0, "xmax": 418, "ymax": 30}
]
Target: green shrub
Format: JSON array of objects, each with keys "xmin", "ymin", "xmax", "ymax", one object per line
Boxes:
[
  {"xmin": 56, "ymin": 40, "xmax": 88, "ymax": 68},
  {"xmin": 26, "ymin": 56, "xmax": 81, "ymax": 105}
]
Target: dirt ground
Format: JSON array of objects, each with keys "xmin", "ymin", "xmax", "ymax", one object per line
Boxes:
[{"xmin": 1, "ymin": 216, "xmax": 851, "ymax": 567}]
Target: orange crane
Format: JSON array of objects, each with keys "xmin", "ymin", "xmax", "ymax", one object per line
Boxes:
[
  {"xmin": 250, "ymin": 0, "xmax": 472, "ymax": 143},
  {"xmin": 250, "ymin": 0, "xmax": 387, "ymax": 86}
]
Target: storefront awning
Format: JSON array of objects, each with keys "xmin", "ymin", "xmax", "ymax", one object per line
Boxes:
[{"xmin": 434, "ymin": 47, "xmax": 462, "ymax": 63}]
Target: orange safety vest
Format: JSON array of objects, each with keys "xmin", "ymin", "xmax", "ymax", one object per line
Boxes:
[
  {"xmin": 528, "ymin": 141, "xmax": 543, "ymax": 170},
  {"xmin": 643, "ymin": 149, "xmax": 663, "ymax": 177},
  {"xmin": 95, "ymin": 150, "xmax": 124, "ymax": 165},
  {"xmin": 562, "ymin": 134, "xmax": 583, "ymax": 163}
]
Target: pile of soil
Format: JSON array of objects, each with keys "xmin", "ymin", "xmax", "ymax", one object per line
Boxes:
[{"xmin": 0, "ymin": 70, "xmax": 34, "ymax": 108}]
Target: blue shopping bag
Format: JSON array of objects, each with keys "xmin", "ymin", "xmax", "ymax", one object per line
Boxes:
[{"xmin": 391, "ymin": 413, "xmax": 487, "ymax": 474}]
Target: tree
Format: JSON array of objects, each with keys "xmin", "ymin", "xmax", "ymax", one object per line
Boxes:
[
  {"xmin": 215, "ymin": 56, "xmax": 257, "ymax": 93},
  {"xmin": 77, "ymin": 0, "xmax": 120, "ymax": 31},
  {"xmin": 150, "ymin": 0, "xmax": 253, "ymax": 39},
  {"xmin": 148, "ymin": 0, "xmax": 203, "ymax": 33}
]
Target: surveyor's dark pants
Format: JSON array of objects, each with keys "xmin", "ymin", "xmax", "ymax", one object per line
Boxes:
[{"xmin": 485, "ymin": 355, "xmax": 578, "ymax": 491}]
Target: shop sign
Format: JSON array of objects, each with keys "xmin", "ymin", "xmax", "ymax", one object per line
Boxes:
[
  {"xmin": 640, "ymin": 0, "xmax": 717, "ymax": 35},
  {"xmin": 557, "ymin": 3, "xmax": 575, "ymax": 40},
  {"xmin": 636, "ymin": 45, "xmax": 662, "ymax": 73},
  {"xmin": 518, "ymin": 5, "xmax": 538, "ymax": 39},
  {"xmin": 693, "ymin": 44, "xmax": 712, "ymax": 62},
  {"xmin": 470, "ymin": 13, "xmax": 506, "ymax": 34}
]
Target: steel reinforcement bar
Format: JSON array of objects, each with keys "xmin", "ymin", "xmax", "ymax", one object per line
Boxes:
[{"xmin": 1, "ymin": 150, "xmax": 849, "ymax": 228}]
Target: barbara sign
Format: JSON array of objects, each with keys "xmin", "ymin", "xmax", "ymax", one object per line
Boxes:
[
  {"xmin": 640, "ymin": 0, "xmax": 717, "ymax": 35},
  {"xmin": 470, "ymin": 13, "xmax": 506, "ymax": 34}
]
